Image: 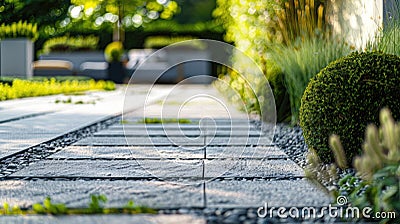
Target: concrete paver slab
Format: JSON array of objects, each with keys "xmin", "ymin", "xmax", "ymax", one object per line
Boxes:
[
  {"xmin": 205, "ymin": 159, "xmax": 304, "ymax": 178},
  {"xmin": 206, "ymin": 179, "xmax": 330, "ymax": 208},
  {"xmin": 112, "ymin": 124, "xmax": 258, "ymax": 130},
  {"xmin": 73, "ymin": 136, "xmax": 273, "ymax": 146},
  {"xmin": 0, "ymin": 180, "xmax": 203, "ymax": 208},
  {"xmin": 206, "ymin": 146, "xmax": 287, "ymax": 159},
  {"xmin": 49, "ymin": 146, "xmax": 205, "ymax": 159},
  {"xmin": 0, "ymin": 214, "xmax": 206, "ymax": 224},
  {"xmin": 94, "ymin": 129, "xmax": 263, "ymax": 137},
  {"xmin": 10, "ymin": 160, "xmax": 203, "ymax": 178}
]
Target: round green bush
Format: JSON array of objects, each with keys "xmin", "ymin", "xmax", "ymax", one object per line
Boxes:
[{"xmin": 299, "ymin": 51, "xmax": 400, "ymax": 164}]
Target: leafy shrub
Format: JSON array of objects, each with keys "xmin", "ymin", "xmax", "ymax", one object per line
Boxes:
[
  {"xmin": 214, "ymin": 0, "xmax": 292, "ymax": 121},
  {"xmin": 300, "ymin": 51, "xmax": 400, "ymax": 164},
  {"xmin": 270, "ymin": 36, "xmax": 352, "ymax": 122},
  {"xmin": 0, "ymin": 78, "xmax": 115, "ymax": 101},
  {"xmin": 332, "ymin": 108, "xmax": 400, "ymax": 223},
  {"xmin": 40, "ymin": 35, "xmax": 99, "ymax": 54},
  {"xmin": 144, "ymin": 36, "xmax": 196, "ymax": 49},
  {"xmin": 104, "ymin": 41, "xmax": 124, "ymax": 62},
  {"xmin": 0, "ymin": 20, "xmax": 38, "ymax": 41}
]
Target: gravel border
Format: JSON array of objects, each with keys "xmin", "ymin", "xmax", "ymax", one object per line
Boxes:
[
  {"xmin": 0, "ymin": 116, "xmax": 120, "ymax": 179},
  {"xmin": 273, "ymin": 124, "xmax": 308, "ymax": 168}
]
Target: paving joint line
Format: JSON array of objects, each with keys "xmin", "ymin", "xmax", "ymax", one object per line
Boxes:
[
  {"xmin": 4, "ymin": 176, "xmax": 305, "ymax": 181},
  {"xmin": 42, "ymin": 157, "xmax": 289, "ymax": 161},
  {"xmin": 0, "ymin": 111, "xmax": 56, "ymax": 124},
  {"xmin": 73, "ymin": 144, "xmax": 277, "ymax": 147},
  {"xmin": 0, "ymin": 116, "xmax": 121, "ymax": 179}
]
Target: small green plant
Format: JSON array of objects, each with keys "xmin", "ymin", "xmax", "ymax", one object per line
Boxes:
[
  {"xmin": 0, "ymin": 20, "xmax": 39, "ymax": 41},
  {"xmin": 40, "ymin": 35, "xmax": 99, "ymax": 55},
  {"xmin": 0, "ymin": 202, "xmax": 23, "ymax": 215},
  {"xmin": 104, "ymin": 41, "xmax": 124, "ymax": 62},
  {"xmin": 331, "ymin": 108, "xmax": 400, "ymax": 223},
  {"xmin": 55, "ymin": 98, "xmax": 96, "ymax": 105},
  {"xmin": 88, "ymin": 194, "xmax": 107, "ymax": 213},
  {"xmin": 32, "ymin": 197, "xmax": 67, "ymax": 215},
  {"xmin": 0, "ymin": 195, "xmax": 155, "ymax": 215},
  {"xmin": 300, "ymin": 51, "xmax": 400, "ymax": 164},
  {"xmin": 138, "ymin": 118, "xmax": 192, "ymax": 124}
]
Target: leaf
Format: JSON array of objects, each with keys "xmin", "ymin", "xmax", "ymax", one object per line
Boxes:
[{"xmin": 32, "ymin": 203, "xmax": 45, "ymax": 214}]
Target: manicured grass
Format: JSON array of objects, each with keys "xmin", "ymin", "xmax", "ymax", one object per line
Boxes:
[{"xmin": 0, "ymin": 78, "xmax": 115, "ymax": 101}]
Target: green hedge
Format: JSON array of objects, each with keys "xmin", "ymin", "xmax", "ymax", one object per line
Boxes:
[
  {"xmin": 300, "ymin": 51, "xmax": 400, "ymax": 164},
  {"xmin": 0, "ymin": 78, "xmax": 115, "ymax": 101}
]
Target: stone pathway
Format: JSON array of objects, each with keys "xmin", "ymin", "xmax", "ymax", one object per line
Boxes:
[{"xmin": 0, "ymin": 85, "xmax": 331, "ymax": 223}]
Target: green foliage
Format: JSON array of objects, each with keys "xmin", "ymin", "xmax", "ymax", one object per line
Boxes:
[
  {"xmin": 0, "ymin": 78, "xmax": 115, "ymax": 101},
  {"xmin": 214, "ymin": 0, "xmax": 291, "ymax": 122},
  {"xmin": 0, "ymin": 0, "xmax": 70, "ymax": 29},
  {"xmin": 88, "ymin": 194, "xmax": 107, "ymax": 213},
  {"xmin": 215, "ymin": 69, "xmax": 262, "ymax": 115},
  {"xmin": 137, "ymin": 118, "xmax": 192, "ymax": 124},
  {"xmin": 173, "ymin": 0, "xmax": 216, "ymax": 24},
  {"xmin": 367, "ymin": 1, "xmax": 400, "ymax": 57},
  {"xmin": 104, "ymin": 41, "xmax": 124, "ymax": 62},
  {"xmin": 0, "ymin": 202, "xmax": 23, "ymax": 215},
  {"xmin": 354, "ymin": 108, "xmax": 399, "ymax": 180},
  {"xmin": 213, "ymin": 0, "xmax": 333, "ymax": 123},
  {"xmin": 40, "ymin": 35, "xmax": 99, "ymax": 54},
  {"xmin": 144, "ymin": 36, "xmax": 196, "ymax": 48},
  {"xmin": 377, "ymin": 24, "xmax": 400, "ymax": 56},
  {"xmin": 0, "ymin": 195, "xmax": 156, "ymax": 215},
  {"xmin": 66, "ymin": 0, "xmax": 179, "ymax": 32},
  {"xmin": 332, "ymin": 109, "xmax": 400, "ymax": 223},
  {"xmin": 32, "ymin": 197, "xmax": 67, "ymax": 215},
  {"xmin": 270, "ymin": 36, "xmax": 352, "ymax": 122},
  {"xmin": 300, "ymin": 52, "xmax": 400, "ymax": 164},
  {"xmin": 0, "ymin": 20, "xmax": 38, "ymax": 41},
  {"xmin": 275, "ymin": 0, "xmax": 326, "ymax": 44},
  {"xmin": 142, "ymin": 20, "xmax": 223, "ymax": 34}
]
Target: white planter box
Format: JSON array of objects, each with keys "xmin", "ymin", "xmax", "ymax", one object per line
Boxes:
[{"xmin": 0, "ymin": 39, "xmax": 33, "ymax": 78}]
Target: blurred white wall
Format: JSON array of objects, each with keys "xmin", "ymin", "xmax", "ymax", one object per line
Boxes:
[{"xmin": 326, "ymin": 0, "xmax": 384, "ymax": 49}]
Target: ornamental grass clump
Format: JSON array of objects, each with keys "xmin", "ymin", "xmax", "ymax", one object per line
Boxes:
[
  {"xmin": 270, "ymin": 36, "xmax": 351, "ymax": 122},
  {"xmin": 300, "ymin": 51, "xmax": 400, "ymax": 164},
  {"xmin": 331, "ymin": 108, "xmax": 400, "ymax": 223}
]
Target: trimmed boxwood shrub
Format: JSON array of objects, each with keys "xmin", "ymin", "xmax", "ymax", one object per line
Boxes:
[{"xmin": 299, "ymin": 51, "xmax": 400, "ymax": 164}]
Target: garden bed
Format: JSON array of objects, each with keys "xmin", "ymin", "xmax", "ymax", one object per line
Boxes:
[{"xmin": 0, "ymin": 77, "xmax": 115, "ymax": 101}]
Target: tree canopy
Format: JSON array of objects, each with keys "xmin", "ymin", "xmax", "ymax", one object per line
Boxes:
[
  {"xmin": 0, "ymin": 0, "xmax": 70, "ymax": 26},
  {"xmin": 1, "ymin": 0, "xmax": 179, "ymax": 40},
  {"xmin": 68, "ymin": 0, "xmax": 178, "ymax": 28}
]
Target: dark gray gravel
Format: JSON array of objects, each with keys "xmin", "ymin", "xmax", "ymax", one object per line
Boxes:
[
  {"xmin": 0, "ymin": 117, "xmax": 119, "ymax": 179},
  {"xmin": 273, "ymin": 124, "xmax": 308, "ymax": 168}
]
